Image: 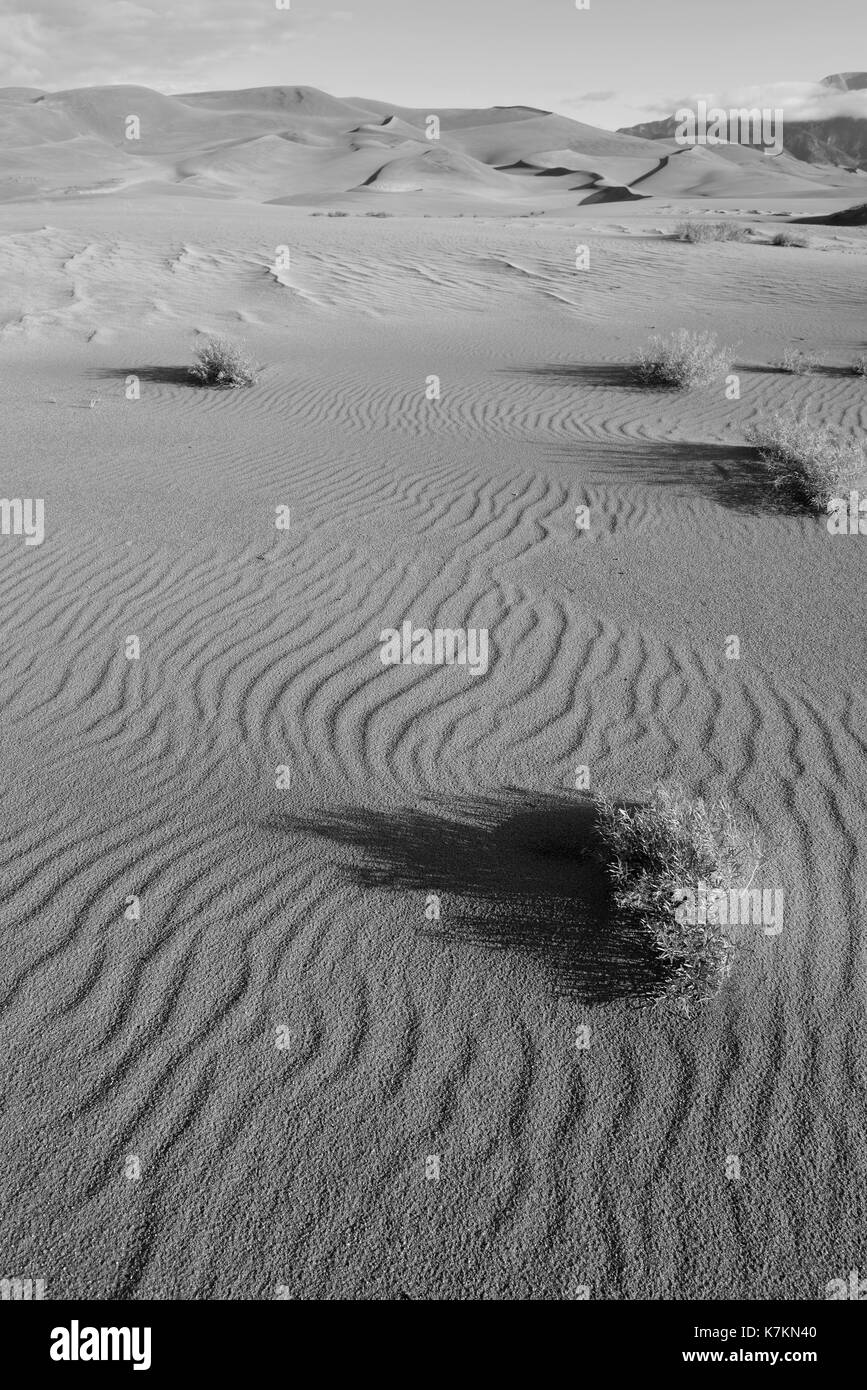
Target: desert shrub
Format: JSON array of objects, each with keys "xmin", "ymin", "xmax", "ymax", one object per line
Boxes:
[
  {"xmin": 674, "ymin": 221, "xmax": 751, "ymax": 243},
  {"xmin": 745, "ymin": 412, "xmax": 863, "ymax": 510},
  {"xmin": 851, "ymin": 355, "xmax": 867, "ymax": 377},
  {"xmin": 771, "ymin": 228, "xmax": 808, "ymax": 247},
  {"xmin": 189, "ymin": 336, "xmax": 257, "ymax": 388},
  {"xmin": 594, "ymin": 784, "xmax": 760, "ymax": 1014},
  {"xmin": 365, "ymin": 211, "xmax": 392, "ymax": 217},
  {"xmin": 637, "ymin": 329, "xmax": 730, "ymax": 388},
  {"xmin": 778, "ymin": 346, "xmax": 818, "ymax": 374}
]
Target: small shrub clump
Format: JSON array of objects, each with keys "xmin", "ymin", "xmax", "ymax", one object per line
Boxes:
[
  {"xmin": 851, "ymin": 355, "xmax": 867, "ymax": 377},
  {"xmin": 674, "ymin": 221, "xmax": 752, "ymax": 244},
  {"xmin": 746, "ymin": 413, "xmax": 863, "ymax": 511},
  {"xmin": 189, "ymin": 336, "xmax": 258, "ymax": 388},
  {"xmin": 770, "ymin": 229, "xmax": 809, "ymax": 248},
  {"xmin": 779, "ymin": 347, "xmax": 818, "ymax": 374},
  {"xmin": 594, "ymin": 784, "xmax": 761, "ymax": 1014},
  {"xmin": 637, "ymin": 329, "xmax": 730, "ymax": 389}
]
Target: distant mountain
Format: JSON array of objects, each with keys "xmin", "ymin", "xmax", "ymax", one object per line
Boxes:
[
  {"xmin": 619, "ymin": 74, "xmax": 867, "ymax": 171},
  {"xmin": 781, "ymin": 119, "xmax": 867, "ymax": 170},
  {"xmin": 821, "ymin": 72, "xmax": 867, "ymax": 92}
]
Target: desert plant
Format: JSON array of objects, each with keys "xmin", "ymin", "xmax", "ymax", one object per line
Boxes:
[
  {"xmin": 189, "ymin": 336, "xmax": 257, "ymax": 388},
  {"xmin": 851, "ymin": 355, "xmax": 867, "ymax": 377},
  {"xmin": 778, "ymin": 346, "xmax": 818, "ymax": 374},
  {"xmin": 746, "ymin": 412, "xmax": 863, "ymax": 510},
  {"xmin": 770, "ymin": 228, "xmax": 808, "ymax": 247},
  {"xmin": 674, "ymin": 221, "xmax": 751, "ymax": 244},
  {"xmin": 594, "ymin": 784, "xmax": 761, "ymax": 1014},
  {"xmin": 637, "ymin": 329, "xmax": 730, "ymax": 388}
]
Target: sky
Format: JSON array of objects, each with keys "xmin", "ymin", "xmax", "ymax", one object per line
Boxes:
[{"xmin": 2, "ymin": 0, "xmax": 865, "ymax": 130}]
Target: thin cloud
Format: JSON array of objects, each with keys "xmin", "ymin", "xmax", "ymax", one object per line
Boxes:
[
  {"xmin": 651, "ymin": 81, "xmax": 867, "ymax": 124},
  {"xmin": 572, "ymin": 90, "xmax": 617, "ymax": 103},
  {"xmin": 0, "ymin": 0, "xmax": 324, "ymax": 91}
]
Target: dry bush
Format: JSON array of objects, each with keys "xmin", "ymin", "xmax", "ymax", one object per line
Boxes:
[
  {"xmin": 779, "ymin": 347, "xmax": 818, "ymax": 374},
  {"xmin": 771, "ymin": 228, "xmax": 809, "ymax": 247},
  {"xmin": 674, "ymin": 221, "xmax": 752, "ymax": 243},
  {"xmin": 189, "ymin": 336, "xmax": 258, "ymax": 388},
  {"xmin": 746, "ymin": 412, "xmax": 863, "ymax": 511},
  {"xmin": 637, "ymin": 329, "xmax": 730, "ymax": 388},
  {"xmin": 594, "ymin": 784, "xmax": 760, "ymax": 1014}
]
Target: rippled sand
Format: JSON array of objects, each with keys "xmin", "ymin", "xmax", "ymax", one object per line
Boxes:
[{"xmin": 0, "ymin": 202, "xmax": 865, "ymax": 1298}]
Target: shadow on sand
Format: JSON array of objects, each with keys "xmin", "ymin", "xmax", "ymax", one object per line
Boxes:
[
  {"xmin": 266, "ymin": 790, "xmax": 665, "ymax": 1006},
  {"xmin": 534, "ymin": 436, "xmax": 801, "ymax": 515},
  {"xmin": 736, "ymin": 361, "xmax": 864, "ymax": 379},
  {"xmin": 94, "ymin": 365, "xmax": 204, "ymax": 387},
  {"xmin": 504, "ymin": 365, "xmax": 807, "ymax": 515},
  {"xmin": 513, "ymin": 363, "xmax": 649, "ymax": 389}
]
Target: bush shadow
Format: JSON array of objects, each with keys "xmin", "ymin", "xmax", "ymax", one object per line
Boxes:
[
  {"xmin": 736, "ymin": 361, "xmax": 863, "ymax": 379},
  {"xmin": 512, "ymin": 363, "xmax": 649, "ymax": 389},
  {"xmin": 265, "ymin": 791, "xmax": 666, "ymax": 1006},
  {"xmin": 542, "ymin": 437, "xmax": 803, "ymax": 515},
  {"xmin": 94, "ymin": 365, "xmax": 199, "ymax": 387},
  {"xmin": 505, "ymin": 363, "xmax": 814, "ymax": 514}
]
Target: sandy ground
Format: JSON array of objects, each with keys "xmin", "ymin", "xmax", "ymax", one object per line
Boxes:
[{"xmin": 0, "ymin": 197, "xmax": 865, "ymax": 1299}]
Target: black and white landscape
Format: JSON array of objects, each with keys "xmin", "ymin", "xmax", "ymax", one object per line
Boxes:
[{"xmin": 1, "ymin": 0, "xmax": 865, "ymax": 1306}]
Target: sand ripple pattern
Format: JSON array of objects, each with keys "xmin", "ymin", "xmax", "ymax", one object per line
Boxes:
[{"xmin": 1, "ymin": 214, "xmax": 865, "ymax": 1298}]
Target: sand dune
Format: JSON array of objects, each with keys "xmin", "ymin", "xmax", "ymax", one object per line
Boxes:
[
  {"xmin": 360, "ymin": 146, "xmax": 513, "ymax": 194},
  {"xmin": 2, "ymin": 83, "xmax": 864, "ymax": 211}
]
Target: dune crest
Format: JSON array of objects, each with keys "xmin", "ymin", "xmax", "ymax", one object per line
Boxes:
[{"xmin": 1, "ymin": 82, "xmax": 864, "ymax": 209}]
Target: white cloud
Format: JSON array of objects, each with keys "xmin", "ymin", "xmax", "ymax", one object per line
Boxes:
[
  {"xmin": 559, "ymin": 78, "xmax": 867, "ymax": 133},
  {"xmin": 0, "ymin": 0, "xmax": 321, "ymax": 91},
  {"xmin": 652, "ymin": 81, "xmax": 867, "ymax": 124}
]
